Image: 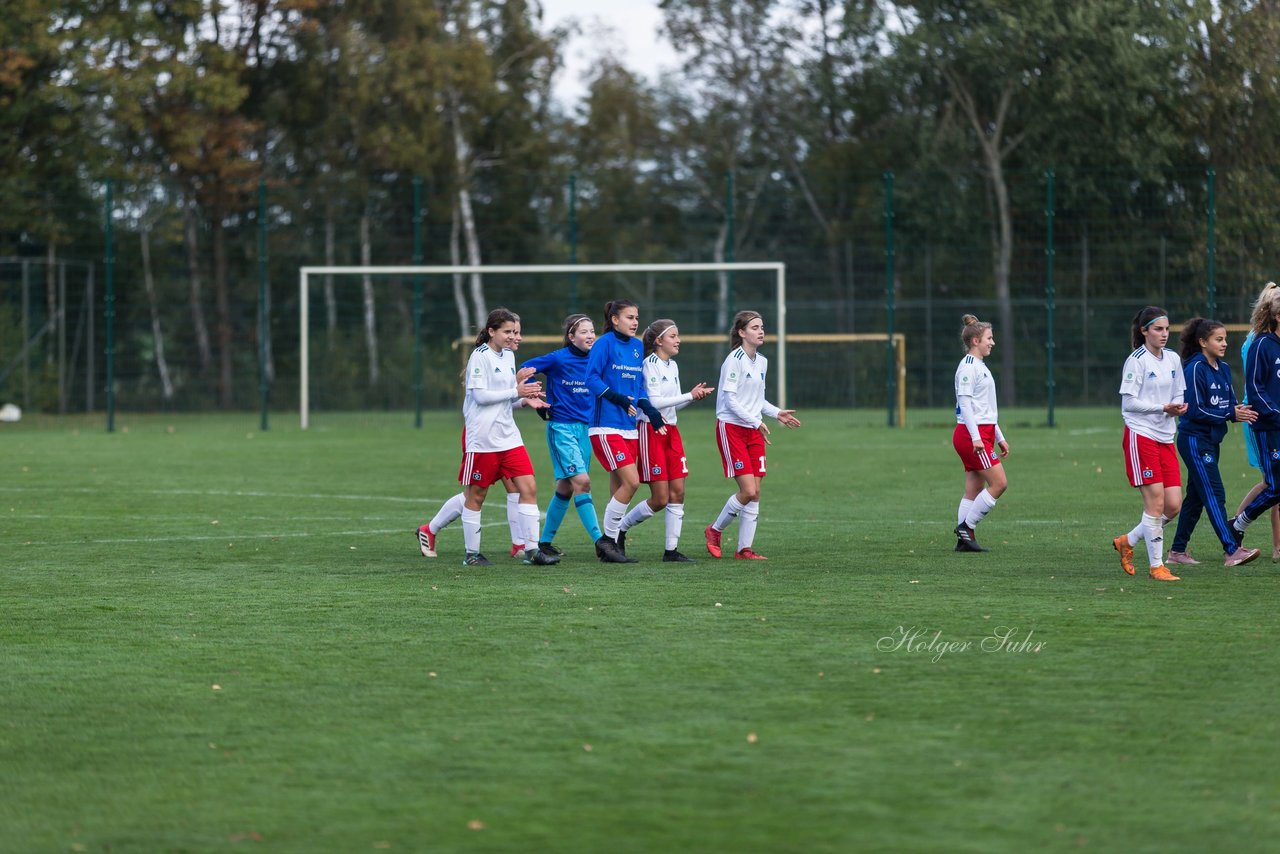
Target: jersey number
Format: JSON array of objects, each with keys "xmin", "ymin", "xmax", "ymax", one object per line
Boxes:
[{"xmin": 758, "ymin": 456, "xmax": 767, "ymax": 473}]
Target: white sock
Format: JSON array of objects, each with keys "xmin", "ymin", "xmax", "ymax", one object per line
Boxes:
[
  {"xmin": 737, "ymin": 501, "xmax": 760, "ymax": 551},
  {"xmin": 506, "ymin": 492, "xmax": 523, "ymax": 547},
  {"xmin": 964, "ymin": 489, "xmax": 998, "ymax": 528},
  {"xmin": 518, "ymin": 502, "xmax": 540, "ymax": 553},
  {"xmin": 665, "ymin": 503, "xmax": 685, "ymax": 551},
  {"xmin": 604, "ymin": 498, "xmax": 629, "ymax": 539},
  {"xmin": 714, "ymin": 495, "xmax": 745, "ymax": 531},
  {"xmin": 1142, "ymin": 512, "xmax": 1163, "ymax": 567},
  {"xmin": 620, "ymin": 500, "xmax": 656, "ymax": 533},
  {"xmin": 462, "ymin": 507, "xmax": 482, "ymax": 554},
  {"xmin": 430, "ymin": 493, "xmax": 465, "ymax": 534},
  {"xmin": 1235, "ymin": 512, "xmax": 1253, "ymax": 533},
  {"xmin": 1127, "ymin": 517, "xmax": 1145, "ymax": 547},
  {"xmin": 957, "ymin": 497, "xmax": 974, "ymax": 527}
]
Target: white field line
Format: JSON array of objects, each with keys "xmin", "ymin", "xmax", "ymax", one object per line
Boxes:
[
  {"xmin": 16, "ymin": 520, "xmax": 512, "ymax": 547},
  {"xmin": 0, "ymin": 485, "xmax": 440, "ymax": 504}
]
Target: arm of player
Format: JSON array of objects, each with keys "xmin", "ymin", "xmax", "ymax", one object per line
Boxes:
[
  {"xmin": 763, "ymin": 399, "xmax": 800, "ymax": 428},
  {"xmin": 994, "ymin": 424, "xmax": 1009, "ymax": 455}
]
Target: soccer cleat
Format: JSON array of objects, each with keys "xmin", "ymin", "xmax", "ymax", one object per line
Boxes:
[
  {"xmin": 417, "ymin": 524, "xmax": 438, "ymax": 558},
  {"xmin": 595, "ymin": 536, "xmax": 637, "ymax": 564},
  {"xmin": 735, "ymin": 547, "xmax": 767, "ymax": 560},
  {"xmin": 663, "ymin": 549, "xmax": 695, "ymax": 563},
  {"xmin": 1112, "ymin": 534, "xmax": 1136, "ymax": 576},
  {"xmin": 1148, "ymin": 564, "xmax": 1180, "ymax": 581},
  {"xmin": 704, "ymin": 525, "xmax": 723, "ymax": 558},
  {"xmin": 462, "ymin": 552, "xmax": 493, "ymax": 567},
  {"xmin": 510, "ymin": 542, "xmax": 526, "ymax": 558},
  {"xmin": 1224, "ymin": 547, "xmax": 1260, "ymax": 567},
  {"xmin": 1272, "ymin": 548, "xmax": 1280, "ymax": 563},
  {"xmin": 616, "ymin": 529, "xmax": 628, "ymax": 556},
  {"xmin": 538, "ymin": 541, "xmax": 565, "ymax": 557},
  {"xmin": 1166, "ymin": 550, "xmax": 1200, "ymax": 566},
  {"xmin": 954, "ymin": 523, "xmax": 988, "ymax": 553},
  {"xmin": 523, "ymin": 547, "xmax": 561, "ymax": 566}
]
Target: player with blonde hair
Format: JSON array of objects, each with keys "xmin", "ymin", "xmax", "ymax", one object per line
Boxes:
[{"xmin": 951, "ymin": 314, "xmax": 1008, "ymax": 552}]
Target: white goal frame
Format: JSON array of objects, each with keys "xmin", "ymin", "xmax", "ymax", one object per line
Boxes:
[{"xmin": 297, "ymin": 262, "xmax": 787, "ymax": 429}]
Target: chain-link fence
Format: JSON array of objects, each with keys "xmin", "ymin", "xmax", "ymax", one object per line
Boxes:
[{"xmin": 1, "ymin": 167, "xmax": 1273, "ymax": 424}]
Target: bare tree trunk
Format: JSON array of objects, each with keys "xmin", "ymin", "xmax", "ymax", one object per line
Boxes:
[
  {"xmin": 985, "ymin": 151, "xmax": 1017, "ymax": 405},
  {"xmin": 360, "ymin": 208, "xmax": 379, "ymax": 384},
  {"xmin": 449, "ymin": 92, "xmax": 487, "ymax": 321},
  {"xmin": 45, "ymin": 242, "xmax": 56, "ymax": 365},
  {"xmin": 450, "ymin": 203, "xmax": 472, "ymax": 340},
  {"xmin": 185, "ymin": 198, "xmax": 212, "ymax": 372},
  {"xmin": 212, "ymin": 216, "xmax": 233, "ymax": 408},
  {"xmin": 1081, "ymin": 221, "xmax": 1090, "ymax": 402},
  {"xmin": 140, "ymin": 227, "xmax": 175, "ymax": 401},
  {"xmin": 324, "ymin": 198, "xmax": 337, "ymax": 350}
]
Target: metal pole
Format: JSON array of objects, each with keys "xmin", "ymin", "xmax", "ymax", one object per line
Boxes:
[
  {"xmin": 258, "ymin": 178, "xmax": 269, "ymax": 431},
  {"xmin": 777, "ymin": 265, "xmax": 787, "ymax": 409},
  {"xmin": 1206, "ymin": 169, "xmax": 1216, "ymax": 319},
  {"xmin": 300, "ymin": 269, "xmax": 309, "ymax": 430},
  {"xmin": 413, "ymin": 176, "xmax": 425, "ymax": 428},
  {"xmin": 568, "ymin": 173, "xmax": 578, "ymax": 313},
  {"xmin": 21, "ymin": 259, "xmax": 29, "ymax": 411},
  {"xmin": 86, "ymin": 263, "xmax": 94, "ymax": 412},
  {"xmin": 1045, "ymin": 170, "xmax": 1056, "ymax": 428},
  {"xmin": 104, "ymin": 180, "xmax": 116, "ymax": 432},
  {"xmin": 883, "ymin": 171, "xmax": 896, "ymax": 428}
]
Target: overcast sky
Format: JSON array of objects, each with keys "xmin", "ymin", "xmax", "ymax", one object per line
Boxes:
[{"xmin": 538, "ymin": 0, "xmax": 681, "ymax": 104}]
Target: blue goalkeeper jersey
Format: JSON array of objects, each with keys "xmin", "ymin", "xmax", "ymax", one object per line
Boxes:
[
  {"xmin": 585, "ymin": 329, "xmax": 648, "ymax": 431},
  {"xmin": 520, "ymin": 345, "xmax": 593, "ymax": 424}
]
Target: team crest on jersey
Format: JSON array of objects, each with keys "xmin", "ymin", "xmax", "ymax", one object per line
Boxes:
[
  {"xmin": 734, "ymin": 460, "xmax": 745, "ymax": 470},
  {"xmin": 1272, "ymin": 450, "xmax": 1280, "ymax": 461},
  {"xmin": 633, "ymin": 349, "xmax": 640, "ymax": 358},
  {"xmin": 473, "ymin": 472, "xmax": 483, "ymax": 481},
  {"xmin": 1142, "ymin": 468, "xmax": 1154, "ymax": 479},
  {"xmin": 1203, "ymin": 452, "xmax": 1215, "ymax": 464},
  {"xmin": 651, "ymin": 465, "xmax": 662, "ymax": 475},
  {"xmin": 615, "ymin": 452, "xmax": 625, "ymax": 462},
  {"xmin": 567, "ymin": 465, "xmax": 577, "ymax": 473}
]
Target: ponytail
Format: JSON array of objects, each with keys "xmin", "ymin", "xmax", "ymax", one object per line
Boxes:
[
  {"xmin": 959, "ymin": 313, "xmax": 992, "ymax": 351},
  {"xmin": 602, "ymin": 299, "xmax": 638, "ymax": 335}
]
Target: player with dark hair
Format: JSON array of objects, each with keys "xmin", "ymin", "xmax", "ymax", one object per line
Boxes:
[
  {"xmin": 704, "ymin": 310, "xmax": 800, "ymax": 560},
  {"xmin": 1113, "ymin": 306, "xmax": 1186, "ymax": 582}
]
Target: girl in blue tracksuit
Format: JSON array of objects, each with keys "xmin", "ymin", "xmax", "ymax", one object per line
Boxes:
[
  {"xmin": 585, "ymin": 299, "xmax": 667, "ymax": 561},
  {"xmin": 1233, "ymin": 283, "xmax": 1280, "ymax": 542},
  {"xmin": 1168, "ymin": 318, "xmax": 1259, "ymax": 567},
  {"xmin": 518, "ymin": 313, "xmax": 624, "ymax": 562}
]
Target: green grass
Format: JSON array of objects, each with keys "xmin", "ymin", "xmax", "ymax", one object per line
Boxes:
[{"xmin": 3, "ymin": 407, "xmax": 1280, "ymax": 852}]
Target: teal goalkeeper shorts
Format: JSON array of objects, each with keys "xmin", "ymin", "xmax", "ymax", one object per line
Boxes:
[{"xmin": 547, "ymin": 421, "xmax": 592, "ymax": 480}]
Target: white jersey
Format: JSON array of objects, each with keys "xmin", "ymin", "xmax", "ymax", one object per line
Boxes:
[
  {"xmin": 1119, "ymin": 346, "xmax": 1185, "ymax": 443},
  {"xmin": 954, "ymin": 354, "xmax": 999, "ymax": 435},
  {"xmin": 715, "ymin": 347, "xmax": 780, "ymax": 428},
  {"xmin": 463, "ymin": 344, "xmax": 524, "ymax": 453},
  {"xmin": 639, "ymin": 354, "xmax": 693, "ymax": 425}
]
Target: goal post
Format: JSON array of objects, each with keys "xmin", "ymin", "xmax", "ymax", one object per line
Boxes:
[{"xmin": 298, "ymin": 262, "xmax": 786, "ymax": 430}]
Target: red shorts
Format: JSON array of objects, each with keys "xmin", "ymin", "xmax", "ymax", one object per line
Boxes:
[
  {"xmin": 952, "ymin": 423, "xmax": 1003, "ymax": 472},
  {"xmin": 458, "ymin": 445, "xmax": 534, "ymax": 488},
  {"xmin": 591, "ymin": 432, "xmax": 639, "ymax": 471},
  {"xmin": 716, "ymin": 420, "xmax": 767, "ymax": 479},
  {"xmin": 1123, "ymin": 427, "xmax": 1181, "ymax": 488},
  {"xmin": 639, "ymin": 423, "xmax": 688, "ymax": 483}
]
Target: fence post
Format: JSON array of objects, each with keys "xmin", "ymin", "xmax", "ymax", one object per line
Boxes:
[
  {"xmin": 258, "ymin": 178, "xmax": 270, "ymax": 431},
  {"xmin": 104, "ymin": 180, "xmax": 116, "ymax": 433},
  {"xmin": 884, "ymin": 171, "xmax": 896, "ymax": 428},
  {"xmin": 1206, "ymin": 168, "xmax": 1216, "ymax": 319},
  {"xmin": 1045, "ymin": 169, "xmax": 1056, "ymax": 427},
  {"xmin": 568, "ymin": 173, "xmax": 578, "ymax": 313},
  {"xmin": 413, "ymin": 176, "xmax": 425, "ymax": 428}
]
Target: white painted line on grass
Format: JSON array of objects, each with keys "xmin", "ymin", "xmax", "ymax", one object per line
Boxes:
[{"xmin": 16, "ymin": 521, "xmax": 511, "ymax": 547}]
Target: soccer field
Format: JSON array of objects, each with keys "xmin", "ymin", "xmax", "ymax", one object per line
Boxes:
[{"xmin": 4, "ymin": 408, "xmax": 1280, "ymax": 852}]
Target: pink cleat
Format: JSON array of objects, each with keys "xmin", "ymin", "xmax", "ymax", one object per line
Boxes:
[
  {"xmin": 1224, "ymin": 547, "xmax": 1260, "ymax": 567},
  {"xmin": 1166, "ymin": 550, "xmax": 1200, "ymax": 566}
]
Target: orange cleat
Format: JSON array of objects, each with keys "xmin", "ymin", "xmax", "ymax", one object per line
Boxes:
[
  {"xmin": 705, "ymin": 525, "xmax": 722, "ymax": 558},
  {"xmin": 735, "ymin": 548, "xmax": 768, "ymax": 560},
  {"xmin": 1148, "ymin": 564, "xmax": 1180, "ymax": 582},
  {"xmin": 1113, "ymin": 535, "xmax": 1135, "ymax": 576}
]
